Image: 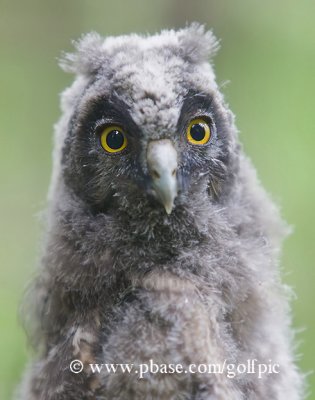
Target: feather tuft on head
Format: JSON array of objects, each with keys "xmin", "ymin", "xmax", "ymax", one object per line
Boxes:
[
  {"xmin": 59, "ymin": 24, "xmax": 219, "ymax": 77},
  {"xmin": 177, "ymin": 23, "xmax": 220, "ymax": 64},
  {"xmin": 59, "ymin": 32, "xmax": 105, "ymax": 76}
]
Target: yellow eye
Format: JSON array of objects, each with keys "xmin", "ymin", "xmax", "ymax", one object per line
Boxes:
[
  {"xmin": 100, "ymin": 125, "xmax": 127, "ymax": 153},
  {"xmin": 186, "ymin": 118, "xmax": 211, "ymax": 145}
]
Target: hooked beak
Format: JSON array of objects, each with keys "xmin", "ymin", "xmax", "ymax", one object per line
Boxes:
[{"xmin": 147, "ymin": 139, "xmax": 178, "ymax": 215}]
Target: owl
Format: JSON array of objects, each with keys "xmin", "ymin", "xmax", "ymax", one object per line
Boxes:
[{"xmin": 18, "ymin": 24, "xmax": 304, "ymax": 399}]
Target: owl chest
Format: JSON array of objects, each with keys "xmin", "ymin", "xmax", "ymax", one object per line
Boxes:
[{"xmin": 107, "ymin": 214, "xmax": 208, "ymax": 268}]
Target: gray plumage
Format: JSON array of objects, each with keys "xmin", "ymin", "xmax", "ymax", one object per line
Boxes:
[{"xmin": 18, "ymin": 24, "xmax": 304, "ymax": 399}]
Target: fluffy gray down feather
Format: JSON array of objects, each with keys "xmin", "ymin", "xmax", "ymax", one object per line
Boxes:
[{"xmin": 18, "ymin": 24, "xmax": 304, "ymax": 399}]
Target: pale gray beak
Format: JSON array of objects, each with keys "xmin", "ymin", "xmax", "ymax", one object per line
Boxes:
[{"xmin": 147, "ymin": 139, "xmax": 178, "ymax": 215}]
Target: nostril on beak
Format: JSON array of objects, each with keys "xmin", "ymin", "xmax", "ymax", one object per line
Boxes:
[
  {"xmin": 172, "ymin": 168, "xmax": 177, "ymax": 177},
  {"xmin": 151, "ymin": 169, "xmax": 161, "ymax": 179}
]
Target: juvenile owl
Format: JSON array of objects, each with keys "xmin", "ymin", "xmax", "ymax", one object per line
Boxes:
[{"xmin": 19, "ymin": 25, "xmax": 304, "ymax": 399}]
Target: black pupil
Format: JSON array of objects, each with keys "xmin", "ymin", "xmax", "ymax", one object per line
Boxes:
[
  {"xmin": 190, "ymin": 123, "xmax": 206, "ymax": 141},
  {"xmin": 106, "ymin": 130, "xmax": 124, "ymax": 149}
]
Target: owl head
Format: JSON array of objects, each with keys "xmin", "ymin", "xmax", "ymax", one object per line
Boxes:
[{"xmin": 52, "ymin": 24, "xmax": 238, "ymax": 223}]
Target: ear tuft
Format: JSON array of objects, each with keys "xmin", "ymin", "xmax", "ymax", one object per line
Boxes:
[
  {"xmin": 177, "ymin": 23, "xmax": 220, "ymax": 64},
  {"xmin": 59, "ymin": 32, "xmax": 105, "ymax": 76}
]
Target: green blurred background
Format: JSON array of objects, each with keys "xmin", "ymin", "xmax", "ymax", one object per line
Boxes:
[{"xmin": 0, "ymin": 0, "xmax": 314, "ymax": 398}]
